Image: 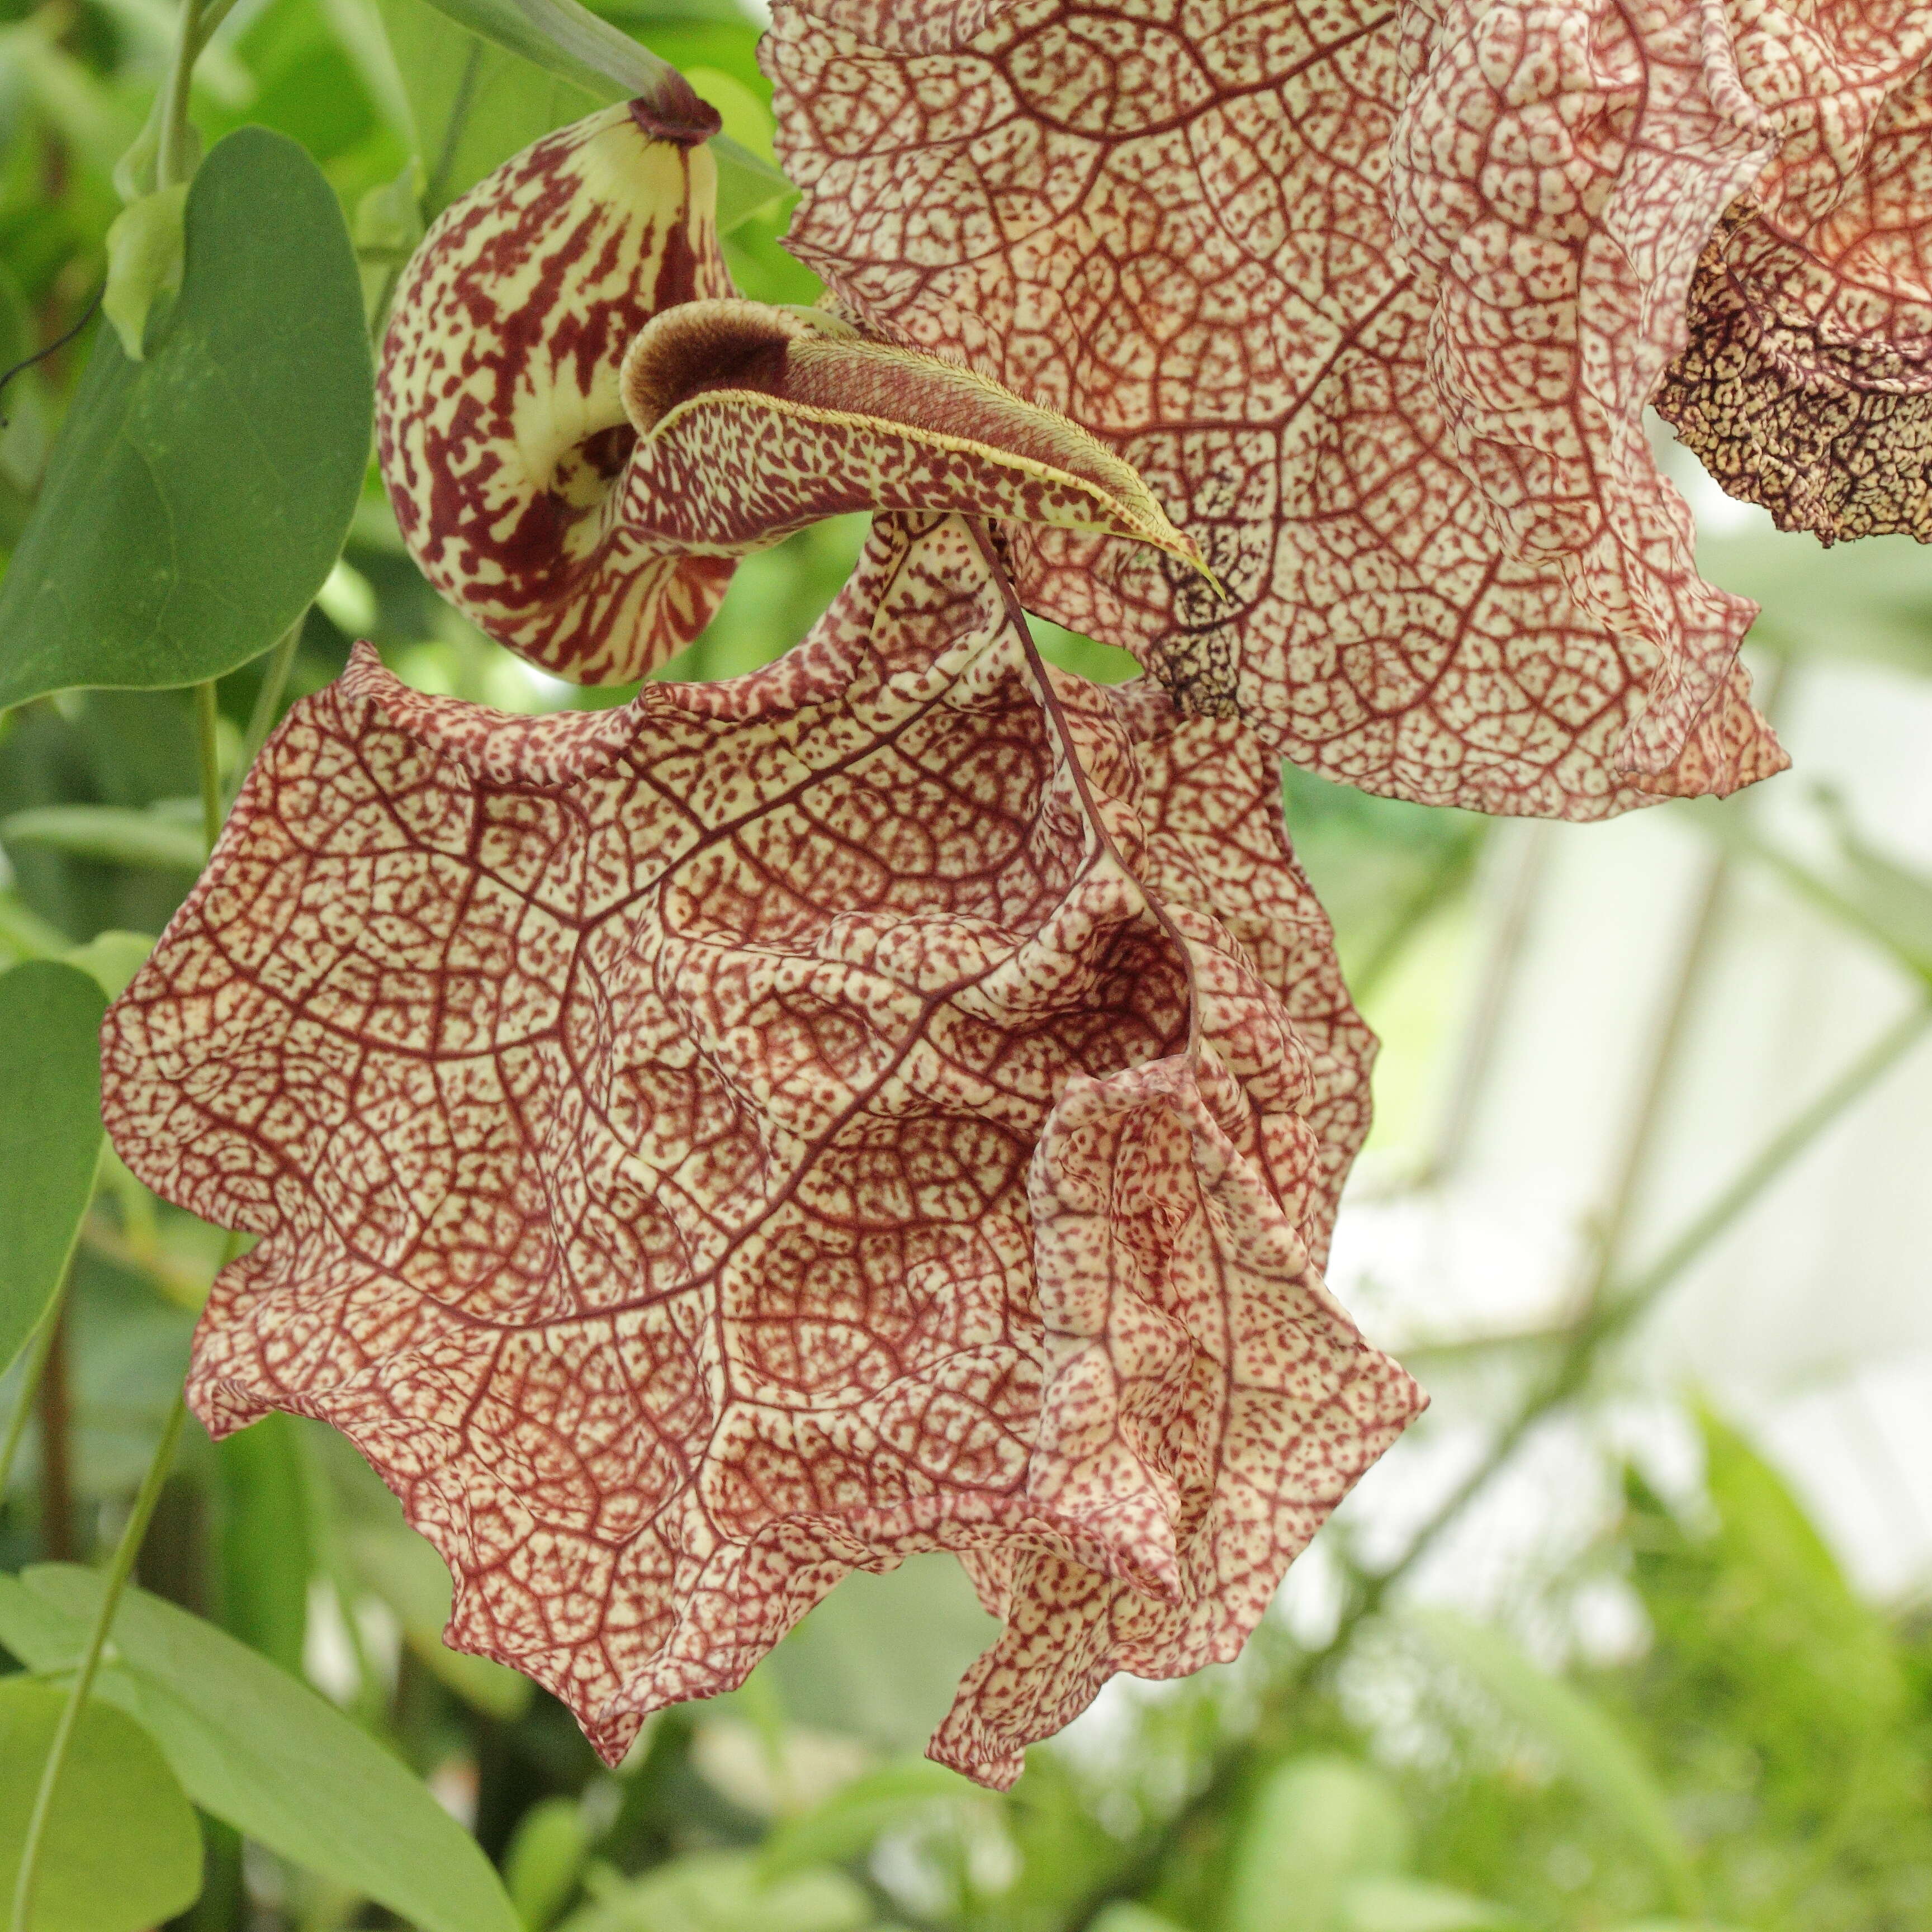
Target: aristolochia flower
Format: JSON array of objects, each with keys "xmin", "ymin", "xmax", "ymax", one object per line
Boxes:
[
  {"xmin": 763, "ymin": 0, "xmax": 1931, "ymax": 815},
  {"xmin": 99, "ymin": 2, "xmax": 1932, "ymax": 1786},
  {"xmin": 103, "ymin": 93, "xmax": 1419, "ymax": 1788}
]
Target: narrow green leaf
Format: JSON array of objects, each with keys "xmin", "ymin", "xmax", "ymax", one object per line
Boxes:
[
  {"xmin": 3, "ymin": 802, "xmax": 206, "ymax": 872},
  {"xmin": 1410, "ymin": 1612, "xmax": 1699, "ymax": 1917},
  {"xmin": 0, "ymin": 127, "xmax": 373, "ymax": 708},
  {"xmin": 214, "ymin": 1413, "xmax": 312, "ymax": 1677},
  {"xmin": 394, "ymin": 0, "xmax": 788, "ymax": 225},
  {"xmin": 12, "ymin": 1565, "xmax": 520, "ymax": 1932},
  {"xmin": 0, "ymin": 1677, "xmax": 203, "ymax": 1932},
  {"xmin": 0, "ymin": 961, "xmax": 106, "ymax": 1380}
]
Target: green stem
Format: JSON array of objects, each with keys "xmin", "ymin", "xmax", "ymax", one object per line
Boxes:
[
  {"xmin": 1611, "ymin": 997, "xmax": 1932, "ymax": 1307},
  {"xmin": 0, "ymin": 1142, "xmax": 106, "ymax": 1504},
  {"xmin": 154, "ymin": 0, "xmax": 208, "ymax": 192},
  {"xmin": 230, "ymin": 618, "xmax": 303, "ymax": 804},
  {"xmin": 194, "ymin": 679, "xmax": 223, "ymax": 854},
  {"xmin": 9, "ymin": 1394, "xmax": 189, "ymax": 1932},
  {"xmin": 0, "ymin": 1314, "xmax": 63, "ymax": 1507}
]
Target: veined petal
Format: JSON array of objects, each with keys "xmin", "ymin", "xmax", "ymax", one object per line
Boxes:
[
  {"xmin": 100, "ymin": 512, "xmax": 1416, "ymax": 1789},
  {"xmin": 764, "ymin": 0, "xmax": 1799, "ymax": 817},
  {"xmin": 1655, "ymin": 7, "xmax": 1932, "ymax": 543}
]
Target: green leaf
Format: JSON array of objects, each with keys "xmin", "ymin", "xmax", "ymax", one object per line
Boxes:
[
  {"xmin": 557, "ymin": 1851, "xmax": 870, "ymax": 1932},
  {"xmin": 505, "ymin": 1794, "xmax": 591, "ymax": 1931},
  {"xmin": 1088, "ymin": 1910, "xmax": 1190, "ymax": 1932},
  {"xmin": 1410, "ymin": 1613, "xmax": 1699, "ymax": 1919},
  {"xmin": 758, "ymin": 1760, "xmax": 974, "ymax": 1879},
  {"xmin": 0, "ymin": 960, "xmax": 106, "ymax": 1380},
  {"xmin": 100, "ymin": 181, "xmax": 186, "ymax": 361},
  {"xmin": 1342, "ymin": 1877, "xmax": 1522, "ymax": 1932},
  {"xmin": 0, "ymin": 1677, "xmax": 203, "ymax": 1932},
  {"xmin": 349, "ymin": 1520, "xmax": 533, "ymax": 1719},
  {"xmin": 392, "ymin": 0, "xmax": 788, "ymax": 225},
  {"xmin": 1226, "ymin": 1755, "xmax": 1412, "ymax": 1932},
  {"xmin": 0, "ymin": 127, "xmax": 373, "ymax": 708},
  {"xmin": 2, "ymin": 801, "xmax": 206, "ymax": 871},
  {"xmin": 60, "ymin": 929, "xmax": 154, "ymax": 1001},
  {"xmin": 214, "ymin": 1412, "xmax": 312, "ymax": 1676},
  {"xmin": 0, "ymin": 1565, "xmax": 520, "ymax": 1932}
]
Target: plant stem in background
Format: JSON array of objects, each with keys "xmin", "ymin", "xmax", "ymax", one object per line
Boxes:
[
  {"xmin": 230, "ymin": 617, "xmax": 304, "ymax": 800},
  {"xmin": 195, "ymin": 679, "xmax": 224, "ymax": 852},
  {"xmin": 0, "ymin": 1309, "xmax": 63, "ymax": 1507},
  {"xmin": 8, "ymin": 1391, "xmax": 189, "ymax": 1932},
  {"xmin": 31, "ymin": 1307, "xmax": 73, "ymax": 1562}
]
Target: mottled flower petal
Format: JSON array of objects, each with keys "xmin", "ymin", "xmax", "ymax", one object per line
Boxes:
[
  {"xmin": 101, "ymin": 513, "xmax": 1418, "ymax": 1786},
  {"xmin": 1655, "ymin": 8, "xmax": 1932, "ymax": 542},
  {"xmin": 378, "ymin": 101, "xmax": 738, "ymax": 684},
  {"xmin": 380, "ymin": 107, "xmax": 1205, "ymax": 685},
  {"xmin": 764, "ymin": 0, "xmax": 1796, "ymax": 815}
]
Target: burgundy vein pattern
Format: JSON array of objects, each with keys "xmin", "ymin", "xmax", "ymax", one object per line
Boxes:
[
  {"xmin": 1655, "ymin": 4, "xmax": 1932, "ymax": 542},
  {"xmin": 102, "ymin": 513, "xmax": 1420, "ymax": 1787},
  {"xmin": 764, "ymin": 0, "xmax": 1801, "ymax": 816},
  {"xmin": 378, "ymin": 102, "xmax": 740, "ymax": 685},
  {"xmin": 380, "ymin": 109, "xmax": 1206, "ymax": 688}
]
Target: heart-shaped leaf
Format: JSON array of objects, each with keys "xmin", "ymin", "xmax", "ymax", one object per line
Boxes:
[
  {"xmin": 0, "ymin": 1678, "xmax": 203, "ymax": 1932},
  {"xmin": 0, "ymin": 126, "xmax": 373, "ymax": 708}
]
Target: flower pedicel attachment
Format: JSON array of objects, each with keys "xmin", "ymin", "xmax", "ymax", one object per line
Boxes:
[{"xmin": 102, "ymin": 92, "xmax": 1421, "ymax": 1787}]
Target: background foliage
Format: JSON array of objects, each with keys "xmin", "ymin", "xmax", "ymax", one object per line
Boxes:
[{"xmin": 2, "ymin": 1, "xmax": 1930, "ymax": 1929}]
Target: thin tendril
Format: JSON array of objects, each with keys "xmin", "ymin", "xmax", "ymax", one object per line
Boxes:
[{"xmin": 0, "ymin": 288, "xmax": 103, "ymax": 427}]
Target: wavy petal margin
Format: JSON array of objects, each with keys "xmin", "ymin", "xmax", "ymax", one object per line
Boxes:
[
  {"xmin": 1654, "ymin": 6, "xmax": 1932, "ymax": 543},
  {"xmin": 102, "ymin": 513, "xmax": 1419, "ymax": 1786},
  {"xmin": 763, "ymin": 0, "xmax": 1805, "ymax": 816}
]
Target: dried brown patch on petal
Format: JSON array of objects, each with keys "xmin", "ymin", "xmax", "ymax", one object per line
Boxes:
[
  {"xmin": 101, "ymin": 512, "xmax": 1414, "ymax": 1786},
  {"xmin": 765, "ymin": 0, "xmax": 1788, "ymax": 815},
  {"xmin": 1655, "ymin": 11, "xmax": 1932, "ymax": 543}
]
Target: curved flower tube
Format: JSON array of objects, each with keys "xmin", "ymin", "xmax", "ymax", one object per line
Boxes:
[{"xmin": 379, "ymin": 100, "xmax": 1204, "ymax": 685}]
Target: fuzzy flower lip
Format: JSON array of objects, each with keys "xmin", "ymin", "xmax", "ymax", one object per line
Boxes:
[
  {"xmin": 102, "ymin": 512, "xmax": 1419, "ymax": 1789},
  {"xmin": 377, "ymin": 98, "xmax": 1211, "ymax": 691},
  {"xmin": 619, "ymin": 296, "xmax": 1215, "ymax": 574},
  {"xmin": 761, "ymin": 0, "xmax": 1925, "ymax": 816}
]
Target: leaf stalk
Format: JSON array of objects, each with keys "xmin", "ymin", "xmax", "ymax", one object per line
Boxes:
[{"xmin": 8, "ymin": 1391, "xmax": 190, "ymax": 1932}]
